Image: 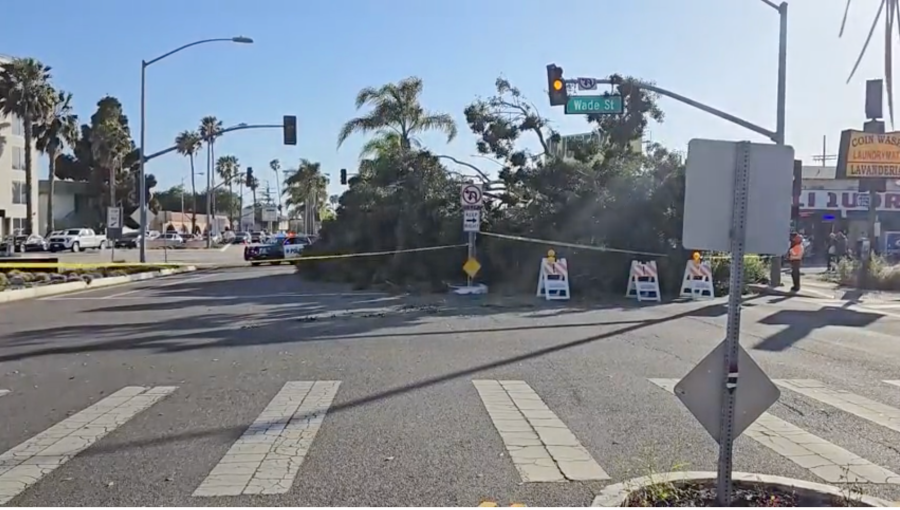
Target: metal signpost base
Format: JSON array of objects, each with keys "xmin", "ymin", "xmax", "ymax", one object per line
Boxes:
[{"xmin": 715, "ymin": 142, "xmax": 752, "ymax": 505}]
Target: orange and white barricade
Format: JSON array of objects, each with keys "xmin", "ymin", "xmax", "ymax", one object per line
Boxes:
[
  {"xmin": 536, "ymin": 250, "xmax": 570, "ymax": 301},
  {"xmin": 625, "ymin": 260, "xmax": 661, "ymax": 302},
  {"xmin": 681, "ymin": 260, "xmax": 715, "ymax": 300}
]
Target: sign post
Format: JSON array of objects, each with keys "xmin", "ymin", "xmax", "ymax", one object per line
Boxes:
[
  {"xmin": 682, "ymin": 139, "xmax": 792, "ymax": 505},
  {"xmin": 460, "ymin": 183, "xmax": 484, "ymax": 287},
  {"xmin": 107, "ymin": 206, "xmax": 122, "ymax": 262}
]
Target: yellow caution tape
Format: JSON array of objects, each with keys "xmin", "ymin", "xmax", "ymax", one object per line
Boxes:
[
  {"xmin": 0, "ymin": 243, "xmax": 468, "ymax": 270},
  {"xmin": 481, "ymin": 231, "xmax": 668, "ymax": 258}
]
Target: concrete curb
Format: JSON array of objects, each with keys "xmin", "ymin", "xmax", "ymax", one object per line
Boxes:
[
  {"xmin": 0, "ymin": 266, "xmax": 198, "ymax": 304},
  {"xmin": 747, "ymin": 283, "xmax": 835, "ymax": 300},
  {"xmin": 591, "ymin": 471, "xmax": 894, "ymax": 507}
]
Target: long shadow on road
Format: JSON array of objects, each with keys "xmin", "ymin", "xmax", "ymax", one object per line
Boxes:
[{"xmin": 5, "ymin": 270, "xmax": 886, "ymax": 456}]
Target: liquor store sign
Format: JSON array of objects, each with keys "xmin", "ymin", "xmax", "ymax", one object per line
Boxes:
[{"xmin": 837, "ymin": 129, "xmax": 900, "ymax": 178}]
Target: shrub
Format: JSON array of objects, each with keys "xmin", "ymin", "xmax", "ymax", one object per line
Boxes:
[
  {"xmin": 708, "ymin": 253, "xmax": 770, "ymax": 296},
  {"xmin": 835, "ymin": 255, "xmax": 900, "ymax": 291}
]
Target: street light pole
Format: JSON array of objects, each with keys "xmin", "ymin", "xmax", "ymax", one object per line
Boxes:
[
  {"xmin": 138, "ymin": 36, "xmax": 253, "ymax": 263},
  {"xmin": 759, "ymin": 0, "xmax": 789, "ymax": 287}
]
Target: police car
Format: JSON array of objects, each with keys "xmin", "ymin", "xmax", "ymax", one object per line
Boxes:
[{"xmin": 243, "ymin": 234, "xmax": 307, "ymax": 266}]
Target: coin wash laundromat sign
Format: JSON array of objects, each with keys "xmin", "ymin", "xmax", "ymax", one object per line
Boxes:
[{"xmin": 837, "ymin": 129, "xmax": 900, "ymax": 178}]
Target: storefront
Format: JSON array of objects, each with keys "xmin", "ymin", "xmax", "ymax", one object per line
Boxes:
[{"xmin": 798, "ymin": 188, "xmax": 900, "ymax": 255}]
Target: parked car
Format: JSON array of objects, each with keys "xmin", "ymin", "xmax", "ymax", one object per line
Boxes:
[
  {"xmin": 47, "ymin": 228, "xmax": 106, "ymax": 252},
  {"xmin": 160, "ymin": 233, "xmax": 184, "ymax": 246},
  {"xmin": 0, "ymin": 234, "xmax": 46, "ymax": 253},
  {"xmin": 114, "ymin": 232, "xmax": 143, "ymax": 249}
]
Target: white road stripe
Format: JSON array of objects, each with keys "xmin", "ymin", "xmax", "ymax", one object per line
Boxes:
[
  {"xmin": 649, "ymin": 379, "xmax": 900, "ymax": 484},
  {"xmin": 0, "ymin": 390, "xmax": 8, "ymax": 398},
  {"xmin": 0, "ymin": 386, "xmax": 176, "ymax": 504},
  {"xmin": 193, "ymin": 381, "xmax": 341, "ymax": 497},
  {"xmin": 219, "ymin": 243, "xmax": 231, "ymax": 253},
  {"xmin": 885, "ymin": 381, "xmax": 900, "ymax": 389},
  {"xmin": 473, "ymin": 380, "xmax": 609, "ymax": 483},
  {"xmin": 775, "ymin": 380, "xmax": 900, "ymax": 435}
]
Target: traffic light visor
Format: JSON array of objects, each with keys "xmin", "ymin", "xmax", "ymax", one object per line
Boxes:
[{"xmin": 552, "ymin": 79, "xmax": 563, "ymax": 91}]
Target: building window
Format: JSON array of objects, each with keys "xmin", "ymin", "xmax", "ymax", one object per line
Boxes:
[
  {"xmin": 11, "ymin": 146, "xmax": 25, "ymax": 170},
  {"xmin": 12, "ymin": 218, "xmax": 26, "ymax": 233},
  {"xmin": 10, "ymin": 116, "xmax": 24, "ymax": 136},
  {"xmin": 11, "ymin": 181, "xmax": 27, "ymax": 204}
]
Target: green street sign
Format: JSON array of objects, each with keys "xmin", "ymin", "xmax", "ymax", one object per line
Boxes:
[{"xmin": 565, "ymin": 95, "xmax": 623, "ymax": 115}]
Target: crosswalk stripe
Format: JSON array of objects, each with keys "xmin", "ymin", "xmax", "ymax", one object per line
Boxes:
[
  {"xmin": 473, "ymin": 380, "xmax": 609, "ymax": 483},
  {"xmin": 193, "ymin": 381, "xmax": 341, "ymax": 497},
  {"xmin": 0, "ymin": 386, "xmax": 177, "ymax": 505},
  {"xmin": 649, "ymin": 379, "xmax": 900, "ymax": 484},
  {"xmin": 0, "ymin": 390, "xmax": 8, "ymax": 398},
  {"xmin": 775, "ymin": 380, "xmax": 900, "ymax": 434},
  {"xmin": 885, "ymin": 381, "xmax": 900, "ymax": 389}
]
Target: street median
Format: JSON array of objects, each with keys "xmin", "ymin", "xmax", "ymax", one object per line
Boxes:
[{"xmin": 0, "ymin": 264, "xmax": 197, "ymax": 304}]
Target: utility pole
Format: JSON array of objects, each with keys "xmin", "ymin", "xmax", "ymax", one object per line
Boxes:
[{"xmin": 859, "ymin": 79, "xmax": 886, "ymax": 288}]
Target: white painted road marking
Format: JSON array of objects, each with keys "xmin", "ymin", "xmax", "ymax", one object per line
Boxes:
[
  {"xmin": 775, "ymin": 379, "xmax": 900, "ymax": 434},
  {"xmin": 650, "ymin": 379, "xmax": 900, "ymax": 484},
  {"xmin": 0, "ymin": 390, "xmax": 8, "ymax": 398},
  {"xmin": 193, "ymin": 381, "xmax": 341, "ymax": 497},
  {"xmin": 219, "ymin": 243, "xmax": 231, "ymax": 253},
  {"xmin": 0, "ymin": 386, "xmax": 176, "ymax": 504},
  {"xmin": 885, "ymin": 380, "xmax": 900, "ymax": 389},
  {"xmin": 473, "ymin": 380, "xmax": 609, "ymax": 483}
]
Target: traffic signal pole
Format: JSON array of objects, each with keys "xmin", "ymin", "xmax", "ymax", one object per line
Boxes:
[{"xmin": 546, "ymin": 2, "xmax": 788, "ymax": 288}]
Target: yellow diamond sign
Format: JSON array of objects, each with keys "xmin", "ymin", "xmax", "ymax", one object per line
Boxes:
[{"xmin": 463, "ymin": 257, "xmax": 481, "ymax": 278}]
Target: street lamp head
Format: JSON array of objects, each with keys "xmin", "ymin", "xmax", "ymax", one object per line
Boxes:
[{"xmin": 232, "ymin": 36, "xmax": 254, "ymax": 44}]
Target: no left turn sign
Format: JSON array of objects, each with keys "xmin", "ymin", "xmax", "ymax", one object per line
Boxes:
[{"xmin": 460, "ymin": 183, "xmax": 483, "ymax": 207}]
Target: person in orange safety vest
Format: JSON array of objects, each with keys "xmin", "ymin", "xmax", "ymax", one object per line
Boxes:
[{"xmin": 788, "ymin": 232, "xmax": 804, "ymax": 292}]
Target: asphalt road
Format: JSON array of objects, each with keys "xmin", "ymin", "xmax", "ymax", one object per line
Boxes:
[{"xmin": 1, "ymin": 266, "xmax": 900, "ymax": 506}]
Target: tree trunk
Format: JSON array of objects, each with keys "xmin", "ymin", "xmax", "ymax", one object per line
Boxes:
[
  {"xmin": 109, "ymin": 163, "xmax": 116, "ymax": 213},
  {"xmin": 228, "ymin": 182, "xmax": 234, "ymax": 229},
  {"xmin": 190, "ymin": 154, "xmax": 197, "ymax": 234},
  {"xmin": 46, "ymin": 149, "xmax": 57, "ymax": 235},
  {"xmin": 23, "ymin": 114, "xmax": 34, "ymax": 235}
]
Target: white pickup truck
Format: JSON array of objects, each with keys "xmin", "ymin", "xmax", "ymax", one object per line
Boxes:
[{"xmin": 47, "ymin": 228, "xmax": 107, "ymax": 252}]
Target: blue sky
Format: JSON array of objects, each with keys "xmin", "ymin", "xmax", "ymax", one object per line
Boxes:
[{"xmin": 0, "ymin": 0, "xmax": 890, "ymax": 200}]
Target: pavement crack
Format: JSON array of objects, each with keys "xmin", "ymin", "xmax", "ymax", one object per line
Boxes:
[{"xmin": 778, "ymin": 401, "xmax": 806, "ymax": 417}]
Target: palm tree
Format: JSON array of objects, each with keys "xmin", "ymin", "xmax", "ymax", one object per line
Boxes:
[
  {"xmin": 337, "ymin": 76, "xmax": 457, "ymax": 152},
  {"xmin": 91, "ymin": 116, "xmax": 131, "ymax": 215},
  {"xmin": 840, "ymin": 0, "xmax": 900, "ymax": 125},
  {"xmin": 34, "ymin": 90, "xmax": 78, "ymax": 235},
  {"xmin": 199, "ymin": 116, "xmax": 223, "ymax": 226},
  {"xmin": 0, "ymin": 58, "xmax": 53, "ymax": 234},
  {"xmin": 215, "ymin": 155, "xmax": 240, "ymax": 226},
  {"xmin": 283, "ymin": 159, "xmax": 328, "ymax": 232},
  {"xmin": 359, "ymin": 131, "xmax": 418, "ymax": 160},
  {"xmin": 174, "ymin": 130, "xmax": 202, "ymax": 233}
]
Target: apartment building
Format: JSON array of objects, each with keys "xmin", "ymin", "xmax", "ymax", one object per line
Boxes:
[{"xmin": 0, "ymin": 54, "xmax": 41, "ymax": 236}]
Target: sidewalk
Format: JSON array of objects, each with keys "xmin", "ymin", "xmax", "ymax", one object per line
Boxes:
[{"xmin": 750, "ymin": 275, "xmax": 900, "ymax": 304}]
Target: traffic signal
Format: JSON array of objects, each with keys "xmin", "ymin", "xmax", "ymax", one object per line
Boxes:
[
  {"xmin": 340, "ymin": 168, "xmax": 347, "ymax": 185},
  {"xmin": 547, "ymin": 64, "xmax": 567, "ymax": 107},
  {"xmin": 246, "ymin": 167, "xmax": 254, "ymax": 187},
  {"xmin": 283, "ymin": 115, "xmax": 297, "ymax": 146}
]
